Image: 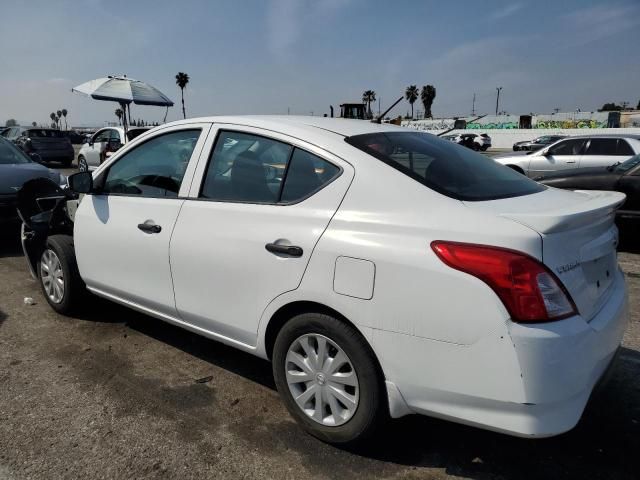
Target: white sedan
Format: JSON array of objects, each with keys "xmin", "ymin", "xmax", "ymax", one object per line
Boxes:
[
  {"xmin": 495, "ymin": 134, "xmax": 640, "ymax": 177},
  {"xmin": 77, "ymin": 126, "xmax": 150, "ymax": 172},
  {"xmin": 21, "ymin": 116, "xmax": 628, "ymax": 445}
]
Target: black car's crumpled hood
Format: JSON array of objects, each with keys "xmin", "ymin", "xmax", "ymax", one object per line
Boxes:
[{"xmin": 0, "ymin": 163, "xmax": 60, "ymax": 194}]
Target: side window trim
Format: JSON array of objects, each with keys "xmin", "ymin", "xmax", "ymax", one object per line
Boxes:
[{"xmin": 197, "ymin": 128, "xmax": 343, "ymax": 206}]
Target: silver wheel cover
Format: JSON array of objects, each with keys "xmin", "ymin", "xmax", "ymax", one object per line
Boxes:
[
  {"xmin": 40, "ymin": 249, "xmax": 64, "ymax": 304},
  {"xmin": 285, "ymin": 333, "xmax": 359, "ymax": 426}
]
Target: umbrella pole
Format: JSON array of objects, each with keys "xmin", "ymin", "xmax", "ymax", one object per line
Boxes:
[{"xmin": 121, "ymin": 102, "xmax": 128, "ymax": 138}]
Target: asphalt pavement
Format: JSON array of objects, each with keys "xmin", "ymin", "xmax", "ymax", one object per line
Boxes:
[{"xmin": 0, "ymin": 159, "xmax": 639, "ymax": 479}]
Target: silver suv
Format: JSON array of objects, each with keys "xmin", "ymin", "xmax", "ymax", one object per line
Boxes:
[{"xmin": 495, "ymin": 134, "xmax": 640, "ymax": 177}]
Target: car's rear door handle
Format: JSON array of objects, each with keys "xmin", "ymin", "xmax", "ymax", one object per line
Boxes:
[
  {"xmin": 138, "ymin": 223, "xmax": 162, "ymax": 234},
  {"xmin": 265, "ymin": 243, "xmax": 303, "ymax": 257}
]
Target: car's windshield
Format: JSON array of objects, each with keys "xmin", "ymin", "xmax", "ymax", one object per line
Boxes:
[
  {"xmin": 0, "ymin": 138, "xmax": 31, "ymax": 164},
  {"xmin": 346, "ymin": 131, "xmax": 545, "ymax": 201},
  {"xmin": 614, "ymin": 154, "xmax": 640, "ymax": 173}
]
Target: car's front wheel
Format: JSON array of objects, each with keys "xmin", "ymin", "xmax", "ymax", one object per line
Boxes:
[
  {"xmin": 78, "ymin": 156, "xmax": 88, "ymax": 172},
  {"xmin": 37, "ymin": 235, "xmax": 86, "ymax": 314},
  {"xmin": 272, "ymin": 313, "xmax": 385, "ymax": 445}
]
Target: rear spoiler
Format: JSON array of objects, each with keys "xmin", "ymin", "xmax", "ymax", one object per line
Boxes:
[{"xmin": 499, "ymin": 190, "xmax": 626, "ymax": 234}]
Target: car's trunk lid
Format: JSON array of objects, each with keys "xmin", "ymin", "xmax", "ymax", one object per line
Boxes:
[{"xmin": 464, "ymin": 188, "xmax": 625, "ymax": 321}]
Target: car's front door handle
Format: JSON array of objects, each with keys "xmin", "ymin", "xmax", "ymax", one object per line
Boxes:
[
  {"xmin": 138, "ymin": 223, "xmax": 162, "ymax": 234},
  {"xmin": 265, "ymin": 243, "xmax": 303, "ymax": 257}
]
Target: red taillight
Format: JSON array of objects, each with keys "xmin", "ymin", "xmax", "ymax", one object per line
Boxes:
[{"xmin": 431, "ymin": 241, "xmax": 577, "ymax": 323}]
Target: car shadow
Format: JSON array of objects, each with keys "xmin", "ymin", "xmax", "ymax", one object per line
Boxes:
[
  {"xmin": 72, "ymin": 298, "xmax": 640, "ymax": 478},
  {"xmin": 618, "ymin": 219, "xmax": 640, "ymax": 254},
  {"xmin": 75, "ymin": 297, "xmax": 276, "ymax": 389},
  {"xmin": 0, "ymin": 227, "xmax": 23, "ymax": 259}
]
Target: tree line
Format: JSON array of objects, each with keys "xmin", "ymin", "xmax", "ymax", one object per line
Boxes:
[{"xmin": 362, "ymin": 85, "xmax": 437, "ymax": 120}]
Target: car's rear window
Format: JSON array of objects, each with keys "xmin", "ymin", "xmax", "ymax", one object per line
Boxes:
[
  {"xmin": 27, "ymin": 129, "xmax": 64, "ymax": 138},
  {"xmin": 346, "ymin": 131, "xmax": 545, "ymax": 201}
]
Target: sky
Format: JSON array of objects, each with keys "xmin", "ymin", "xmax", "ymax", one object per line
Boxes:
[{"xmin": 1, "ymin": 0, "xmax": 639, "ymax": 127}]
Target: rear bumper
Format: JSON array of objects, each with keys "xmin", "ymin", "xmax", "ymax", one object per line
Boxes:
[{"xmin": 378, "ymin": 269, "xmax": 628, "ymax": 437}]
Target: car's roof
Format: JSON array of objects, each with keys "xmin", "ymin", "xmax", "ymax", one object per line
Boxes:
[{"xmin": 161, "ymin": 115, "xmax": 411, "ymax": 138}]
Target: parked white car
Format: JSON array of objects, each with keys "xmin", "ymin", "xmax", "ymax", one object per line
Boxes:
[
  {"xmin": 21, "ymin": 116, "xmax": 628, "ymax": 445},
  {"xmin": 495, "ymin": 134, "xmax": 640, "ymax": 177},
  {"xmin": 77, "ymin": 126, "xmax": 150, "ymax": 172}
]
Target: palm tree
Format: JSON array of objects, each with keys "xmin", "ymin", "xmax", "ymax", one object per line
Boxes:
[
  {"xmin": 61, "ymin": 108, "xmax": 68, "ymax": 130},
  {"xmin": 362, "ymin": 90, "xmax": 376, "ymax": 119},
  {"xmin": 32, "ymin": 121, "xmax": 37, "ymax": 127},
  {"xmin": 405, "ymin": 85, "xmax": 419, "ymax": 119},
  {"xmin": 56, "ymin": 110, "xmax": 62, "ymax": 129},
  {"xmin": 50, "ymin": 112, "xmax": 56, "ymax": 127},
  {"xmin": 420, "ymin": 85, "xmax": 436, "ymax": 119},
  {"xmin": 115, "ymin": 108, "xmax": 123, "ymax": 125},
  {"xmin": 175, "ymin": 72, "xmax": 190, "ymax": 119}
]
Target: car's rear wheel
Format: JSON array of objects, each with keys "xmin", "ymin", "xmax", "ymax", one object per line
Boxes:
[
  {"xmin": 272, "ymin": 313, "xmax": 385, "ymax": 445},
  {"xmin": 78, "ymin": 156, "xmax": 88, "ymax": 172},
  {"xmin": 37, "ymin": 235, "xmax": 86, "ymax": 314}
]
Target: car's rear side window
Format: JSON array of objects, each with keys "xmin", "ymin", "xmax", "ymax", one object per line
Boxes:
[
  {"xmin": 616, "ymin": 139, "xmax": 634, "ymax": 156},
  {"xmin": 346, "ymin": 131, "xmax": 545, "ymax": 201},
  {"xmin": 584, "ymin": 138, "xmax": 619, "ymax": 156},
  {"xmin": 200, "ymin": 130, "xmax": 341, "ymax": 204}
]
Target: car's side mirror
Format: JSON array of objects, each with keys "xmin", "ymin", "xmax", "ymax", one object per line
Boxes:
[{"xmin": 68, "ymin": 171, "xmax": 93, "ymax": 194}]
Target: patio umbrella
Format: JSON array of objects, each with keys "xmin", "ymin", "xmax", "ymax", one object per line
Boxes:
[{"xmin": 72, "ymin": 75, "xmax": 174, "ymax": 135}]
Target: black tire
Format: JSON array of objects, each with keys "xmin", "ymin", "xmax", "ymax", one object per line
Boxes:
[
  {"xmin": 78, "ymin": 156, "xmax": 88, "ymax": 172},
  {"xmin": 272, "ymin": 313, "xmax": 385, "ymax": 445},
  {"xmin": 472, "ymin": 143, "xmax": 480, "ymax": 151},
  {"xmin": 37, "ymin": 235, "xmax": 86, "ymax": 314}
]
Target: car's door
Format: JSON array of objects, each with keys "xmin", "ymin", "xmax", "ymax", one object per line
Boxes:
[
  {"xmin": 169, "ymin": 126, "xmax": 354, "ymax": 346},
  {"xmin": 74, "ymin": 124, "xmax": 210, "ymax": 318},
  {"xmin": 581, "ymin": 138, "xmax": 633, "ymax": 168},
  {"xmin": 527, "ymin": 138, "xmax": 588, "ymax": 177},
  {"xmin": 617, "ymin": 158, "xmax": 640, "ymax": 216},
  {"xmin": 85, "ymin": 129, "xmax": 112, "ymax": 167}
]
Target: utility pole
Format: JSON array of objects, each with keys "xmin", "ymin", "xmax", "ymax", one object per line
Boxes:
[
  {"xmin": 471, "ymin": 93, "xmax": 476, "ymax": 116},
  {"xmin": 495, "ymin": 87, "xmax": 503, "ymax": 116},
  {"xmin": 621, "ymin": 101, "xmax": 629, "ymax": 111}
]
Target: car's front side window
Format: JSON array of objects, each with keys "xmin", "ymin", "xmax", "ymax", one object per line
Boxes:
[
  {"xmin": 109, "ymin": 130, "xmax": 122, "ymax": 143},
  {"xmin": 100, "ymin": 129, "xmax": 201, "ymax": 197},
  {"xmin": 92, "ymin": 130, "xmax": 110, "ymax": 143},
  {"xmin": 547, "ymin": 139, "xmax": 587, "ymax": 156}
]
